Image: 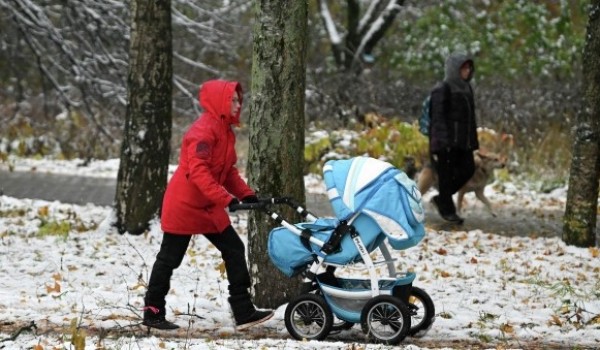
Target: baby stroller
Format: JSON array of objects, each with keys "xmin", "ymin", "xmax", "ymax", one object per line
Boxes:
[{"xmin": 232, "ymin": 156, "xmax": 435, "ymax": 345}]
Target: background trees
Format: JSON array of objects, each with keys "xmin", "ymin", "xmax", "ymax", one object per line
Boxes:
[
  {"xmin": 563, "ymin": 0, "xmax": 600, "ymax": 247},
  {"xmin": 0, "ymin": 1, "xmax": 596, "ymax": 245}
]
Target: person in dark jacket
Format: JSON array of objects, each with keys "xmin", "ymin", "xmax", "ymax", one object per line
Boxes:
[
  {"xmin": 429, "ymin": 51, "xmax": 479, "ymax": 224},
  {"xmin": 143, "ymin": 79, "xmax": 273, "ymax": 330}
]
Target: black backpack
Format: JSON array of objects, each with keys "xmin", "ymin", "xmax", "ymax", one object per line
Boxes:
[{"xmin": 419, "ymin": 82, "xmax": 449, "ymax": 136}]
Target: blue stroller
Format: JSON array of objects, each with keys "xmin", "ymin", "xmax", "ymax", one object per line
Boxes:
[{"xmin": 233, "ymin": 157, "xmax": 434, "ymax": 344}]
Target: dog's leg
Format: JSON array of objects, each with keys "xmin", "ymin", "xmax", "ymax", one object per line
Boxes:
[
  {"xmin": 456, "ymin": 189, "xmax": 465, "ymax": 214},
  {"xmin": 474, "ymin": 188, "xmax": 496, "ymax": 217},
  {"xmin": 417, "ymin": 166, "xmax": 435, "ymax": 195}
]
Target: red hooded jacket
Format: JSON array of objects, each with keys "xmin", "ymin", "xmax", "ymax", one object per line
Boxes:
[{"xmin": 161, "ymin": 80, "xmax": 254, "ymax": 234}]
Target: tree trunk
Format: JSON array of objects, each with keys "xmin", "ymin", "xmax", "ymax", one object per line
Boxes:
[
  {"xmin": 248, "ymin": 0, "xmax": 308, "ymax": 308},
  {"xmin": 563, "ymin": 0, "xmax": 600, "ymax": 247},
  {"xmin": 115, "ymin": 0, "xmax": 173, "ymax": 235}
]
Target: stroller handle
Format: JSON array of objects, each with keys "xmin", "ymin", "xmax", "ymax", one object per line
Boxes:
[
  {"xmin": 229, "ymin": 196, "xmax": 300, "ymax": 212},
  {"xmin": 229, "ymin": 197, "xmax": 316, "ymax": 220}
]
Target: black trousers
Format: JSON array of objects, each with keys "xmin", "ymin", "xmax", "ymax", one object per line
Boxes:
[
  {"xmin": 145, "ymin": 225, "xmax": 251, "ymax": 309},
  {"xmin": 432, "ymin": 148, "xmax": 475, "ymax": 215}
]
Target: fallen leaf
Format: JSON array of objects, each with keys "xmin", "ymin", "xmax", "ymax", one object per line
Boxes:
[
  {"xmin": 500, "ymin": 323, "xmax": 514, "ymax": 334},
  {"xmin": 46, "ymin": 281, "xmax": 61, "ymax": 293},
  {"xmin": 435, "ymin": 248, "xmax": 447, "ymax": 255},
  {"xmin": 548, "ymin": 314, "xmax": 562, "ymax": 326},
  {"xmin": 38, "ymin": 206, "xmax": 49, "ymax": 217},
  {"xmin": 217, "ymin": 261, "xmax": 226, "ymax": 278}
]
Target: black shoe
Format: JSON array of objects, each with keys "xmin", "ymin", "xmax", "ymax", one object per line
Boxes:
[
  {"xmin": 432, "ymin": 196, "xmax": 464, "ymax": 224},
  {"xmin": 143, "ymin": 317, "xmax": 180, "ymax": 330},
  {"xmin": 441, "ymin": 213, "xmax": 464, "ymax": 224},
  {"xmin": 236, "ymin": 309, "xmax": 274, "ymax": 330}
]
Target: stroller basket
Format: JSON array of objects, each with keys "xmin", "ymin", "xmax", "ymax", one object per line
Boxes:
[{"xmin": 317, "ymin": 272, "xmax": 416, "ymax": 324}]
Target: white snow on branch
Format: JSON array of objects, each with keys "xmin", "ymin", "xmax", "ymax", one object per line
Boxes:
[
  {"xmin": 319, "ymin": 0, "xmax": 342, "ymax": 45},
  {"xmin": 354, "ymin": 1, "xmax": 401, "ymax": 62}
]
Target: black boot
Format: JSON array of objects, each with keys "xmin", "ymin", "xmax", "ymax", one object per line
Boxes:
[
  {"xmin": 228, "ymin": 293, "xmax": 274, "ymax": 330},
  {"xmin": 432, "ymin": 195, "xmax": 464, "ymax": 224},
  {"xmin": 143, "ymin": 305, "xmax": 179, "ymax": 330}
]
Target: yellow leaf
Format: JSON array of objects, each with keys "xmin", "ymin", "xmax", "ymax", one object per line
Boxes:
[
  {"xmin": 500, "ymin": 323, "xmax": 514, "ymax": 334},
  {"xmin": 33, "ymin": 345, "xmax": 44, "ymax": 350},
  {"xmin": 217, "ymin": 261, "xmax": 226, "ymax": 278},
  {"xmin": 52, "ymin": 273, "xmax": 62, "ymax": 281},
  {"xmin": 131, "ymin": 282, "xmax": 146, "ymax": 290},
  {"xmin": 38, "ymin": 206, "xmax": 49, "ymax": 217},
  {"xmin": 590, "ymin": 247, "xmax": 599, "ymax": 258},
  {"xmin": 102, "ymin": 313, "xmax": 120, "ymax": 320},
  {"xmin": 548, "ymin": 314, "xmax": 562, "ymax": 326},
  {"xmin": 440, "ymin": 271, "xmax": 451, "ymax": 278},
  {"xmin": 46, "ymin": 281, "xmax": 61, "ymax": 293}
]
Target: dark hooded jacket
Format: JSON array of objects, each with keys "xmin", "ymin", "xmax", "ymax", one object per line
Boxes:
[
  {"xmin": 161, "ymin": 80, "xmax": 254, "ymax": 234},
  {"xmin": 429, "ymin": 52, "xmax": 479, "ymax": 153}
]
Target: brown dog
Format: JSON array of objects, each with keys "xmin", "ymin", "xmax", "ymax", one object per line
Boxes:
[{"xmin": 417, "ymin": 150, "xmax": 507, "ymax": 216}]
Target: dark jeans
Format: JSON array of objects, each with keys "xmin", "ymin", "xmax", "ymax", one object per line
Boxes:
[
  {"xmin": 432, "ymin": 148, "xmax": 475, "ymax": 215},
  {"xmin": 145, "ymin": 225, "xmax": 251, "ymax": 310}
]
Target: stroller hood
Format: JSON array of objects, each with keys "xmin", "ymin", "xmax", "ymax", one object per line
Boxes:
[{"xmin": 323, "ymin": 157, "xmax": 425, "ymax": 249}]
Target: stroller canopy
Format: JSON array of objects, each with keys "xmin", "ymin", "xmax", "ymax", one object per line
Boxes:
[
  {"xmin": 267, "ymin": 156, "xmax": 426, "ymax": 277},
  {"xmin": 323, "ymin": 157, "xmax": 425, "ymax": 250}
]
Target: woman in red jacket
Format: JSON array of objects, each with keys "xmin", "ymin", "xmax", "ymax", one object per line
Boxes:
[{"xmin": 143, "ymin": 80, "xmax": 273, "ymax": 330}]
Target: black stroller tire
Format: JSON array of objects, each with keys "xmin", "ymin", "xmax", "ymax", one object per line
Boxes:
[
  {"xmin": 284, "ymin": 294, "xmax": 333, "ymax": 341},
  {"xmin": 360, "ymin": 295, "xmax": 411, "ymax": 345},
  {"xmin": 408, "ymin": 286, "xmax": 435, "ymax": 336}
]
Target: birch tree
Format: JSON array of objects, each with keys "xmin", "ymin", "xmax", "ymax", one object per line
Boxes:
[
  {"xmin": 247, "ymin": 0, "xmax": 308, "ymax": 307},
  {"xmin": 563, "ymin": 0, "xmax": 600, "ymax": 247}
]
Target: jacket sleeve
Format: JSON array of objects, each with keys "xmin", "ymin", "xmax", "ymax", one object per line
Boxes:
[
  {"xmin": 223, "ymin": 165, "xmax": 255, "ymax": 200},
  {"xmin": 186, "ymin": 130, "xmax": 233, "ymax": 209},
  {"xmin": 429, "ymin": 82, "xmax": 450, "ymax": 152}
]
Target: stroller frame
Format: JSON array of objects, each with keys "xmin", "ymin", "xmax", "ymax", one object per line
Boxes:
[{"xmin": 231, "ymin": 196, "xmax": 434, "ymax": 344}]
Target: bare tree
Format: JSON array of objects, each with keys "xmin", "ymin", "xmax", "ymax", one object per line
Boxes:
[
  {"xmin": 563, "ymin": 0, "xmax": 600, "ymax": 247},
  {"xmin": 0, "ymin": 0, "xmax": 129, "ymax": 156},
  {"xmin": 114, "ymin": 0, "xmax": 172, "ymax": 235},
  {"xmin": 317, "ymin": 0, "xmax": 406, "ymax": 73},
  {"xmin": 247, "ymin": 0, "xmax": 308, "ymax": 308},
  {"xmin": 307, "ymin": 0, "xmax": 407, "ymax": 125},
  {"xmin": 0, "ymin": 0, "xmax": 248, "ymax": 158}
]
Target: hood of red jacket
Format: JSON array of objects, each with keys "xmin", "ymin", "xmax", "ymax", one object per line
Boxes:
[{"xmin": 198, "ymin": 80, "xmax": 243, "ymax": 126}]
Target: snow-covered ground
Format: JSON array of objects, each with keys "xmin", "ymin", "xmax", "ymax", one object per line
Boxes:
[{"xmin": 1, "ymin": 157, "xmax": 599, "ymax": 350}]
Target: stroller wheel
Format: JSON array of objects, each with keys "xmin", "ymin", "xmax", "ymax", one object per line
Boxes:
[
  {"xmin": 360, "ymin": 295, "xmax": 411, "ymax": 345},
  {"xmin": 284, "ymin": 294, "xmax": 333, "ymax": 341},
  {"xmin": 408, "ymin": 286, "xmax": 435, "ymax": 337}
]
